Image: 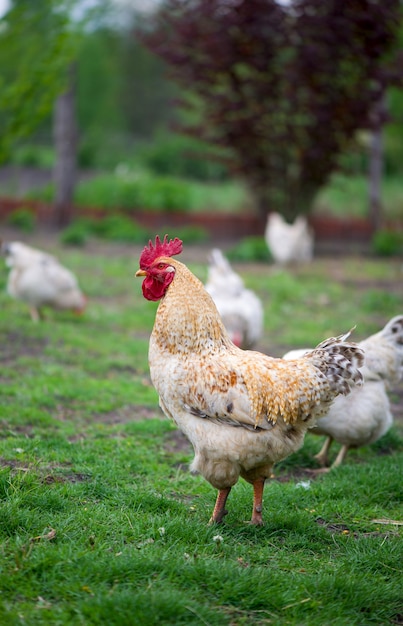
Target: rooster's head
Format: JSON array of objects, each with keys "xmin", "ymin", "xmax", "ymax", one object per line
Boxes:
[{"xmin": 136, "ymin": 235, "xmax": 183, "ymax": 301}]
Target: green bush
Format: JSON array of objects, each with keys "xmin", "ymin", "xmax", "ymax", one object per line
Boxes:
[
  {"xmin": 227, "ymin": 236, "xmax": 271, "ymax": 262},
  {"xmin": 371, "ymin": 230, "xmax": 403, "ymax": 256},
  {"xmin": 60, "ymin": 215, "xmax": 151, "ymax": 244},
  {"xmin": 60, "ymin": 216, "xmax": 209, "ymax": 247},
  {"xmin": 60, "ymin": 219, "xmax": 92, "ymax": 246},
  {"xmin": 6, "ymin": 208, "xmax": 36, "ymax": 232},
  {"xmin": 164, "ymin": 225, "xmax": 209, "ymax": 244},
  {"xmin": 72, "ymin": 173, "xmax": 192, "ymax": 213},
  {"xmin": 137, "ymin": 177, "xmax": 190, "ymax": 212},
  {"xmin": 90, "ymin": 215, "xmax": 151, "ymax": 243},
  {"xmin": 27, "ymin": 183, "xmax": 54, "ymax": 202},
  {"xmin": 77, "ymin": 136, "xmax": 99, "ymax": 169},
  {"xmin": 11, "ymin": 144, "xmax": 55, "ymax": 168},
  {"xmin": 75, "ymin": 174, "xmax": 141, "ymax": 209}
]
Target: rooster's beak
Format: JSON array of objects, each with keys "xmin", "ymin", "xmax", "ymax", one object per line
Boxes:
[{"xmin": 135, "ymin": 269, "xmax": 146, "ymax": 277}]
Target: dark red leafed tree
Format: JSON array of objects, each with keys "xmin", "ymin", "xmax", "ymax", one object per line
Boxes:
[{"xmin": 140, "ymin": 0, "xmax": 402, "ymax": 221}]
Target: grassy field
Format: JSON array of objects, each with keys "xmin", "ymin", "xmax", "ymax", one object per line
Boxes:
[{"xmin": 0, "ymin": 231, "xmax": 402, "ymax": 625}]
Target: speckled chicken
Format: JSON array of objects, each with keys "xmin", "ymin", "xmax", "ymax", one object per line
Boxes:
[
  {"xmin": 136, "ymin": 236, "xmax": 364, "ymax": 524},
  {"xmin": 204, "ymin": 248, "xmax": 264, "ymax": 349},
  {"xmin": 1, "ymin": 241, "xmax": 86, "ymax": 322},
  {"xmin": 283, "ymin": 315, "xmax": 403, "ymax": 467}
]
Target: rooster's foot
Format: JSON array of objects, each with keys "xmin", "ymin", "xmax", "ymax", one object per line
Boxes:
[
  {"xmin": 249, "ymin": 514, "xmax": 264, "ymax": 526},
  {"xmin": 209, "ymin": 487, "xmax": 231, "ymax": 524},
  {"xmin": 208, "ymin": 509, "xmax": 228, "ymax": 525}
]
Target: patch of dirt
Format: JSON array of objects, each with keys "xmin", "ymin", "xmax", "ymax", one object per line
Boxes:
[
  {"xmin": 163, "ymin": 429, "xmax": 193, "ymax": 456},
  {"xmin": 0, "ymin": 457, "xmax": 30, "ymax": 470},
  {"xmin": 315, "ymin": 516, "xmax": 400, "ymax": 539},
  {"xmin": 0, "ymin": 422, "xmax": 36, "ymax": 439},
  {"xmin": 0, "ymin": 456, "xmax": 91, "ymax": 484},
  {"xmin": 92, "ymin": 404, "xmax": 162, "ymax": 424},
  {"xmin": 0, "ymin": 332, "xmax": 48, "ymax": 365},
  {"xmin": 42, "ymin": 472, "xmax": 91, "ymax": 484}
]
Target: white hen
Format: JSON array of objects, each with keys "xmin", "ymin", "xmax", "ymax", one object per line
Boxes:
[
  {"xmin": 204, "ymin": 248, "xmax": 264, "ymax": 349},
  {"xmin": 265, "ymin": 212, "xmax": 314, "ymax": 265},
  {"xmin": 283, "ymin": 315, "xmax": 403, "ymax": 467},
  {"xmin": 1, "ymin": 241, "xmax": 86, "ymax": 322}
]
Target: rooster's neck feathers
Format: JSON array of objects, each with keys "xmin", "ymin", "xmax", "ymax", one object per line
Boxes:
[{"xmin": 152, "ymin": 259, "xmax": 234, "ymax": 355}]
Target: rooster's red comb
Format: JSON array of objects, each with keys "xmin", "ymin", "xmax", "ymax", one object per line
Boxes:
[{"xmin": 139, "ymin": 235, "xmax": 183, "ymax": 269}]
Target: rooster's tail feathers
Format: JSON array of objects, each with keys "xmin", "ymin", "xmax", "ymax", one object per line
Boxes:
[{"xmin": 306, "ymin": 330, "xmax": 365, "ymax": 395}]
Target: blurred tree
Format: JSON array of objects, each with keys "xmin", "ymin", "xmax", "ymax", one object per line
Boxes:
[
  {"xmin": 76, "ymin": 29, "xmax": 125, "ymax": 139},
  {"xmin": 0, "ymin": 0, "xmax": 75, "ymax": 162},
  {"xmin": 141, "ymin": 0, "xmax": 402, "ymax": 221},
  {"xmin": 73, "ymin": 5, "xmax": 177, "ymax": 168},
  {"xmin": 54, "ymin": 63, "xmax": 77, "ymax": 227},
  {"xmin": 120, "ymin": 34, "xmax": 178, "ymax": 139},
  {"xmin": 368, "ymin": 95, "xmax": 388, "ymax": 231},
  {"xmin": 385, "ymin": 88, "xmax": 403, "ymax": 176}
]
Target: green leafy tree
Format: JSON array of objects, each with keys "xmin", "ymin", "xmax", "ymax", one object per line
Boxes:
[
  {"xmin": 141, "ymin": 0, "xmax": 402, "ymax": 221},
  {"xmin": 0, "ymin": 0, "xmax": 75, "ymax": 162}
]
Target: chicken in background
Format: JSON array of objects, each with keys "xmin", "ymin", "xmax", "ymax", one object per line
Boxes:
[
  {"xmin": 283, "ymin": 315, "xmax": 403, "ymax": 468},
  {"xmin": 136, "ymin": 235, "xmax": 364, "ymax": 525},
  {"xmin": 265, "ymin": 212, "xmax": 314, "ymax": 265},
  {"xmin": 1, "ymin": 241, "xmax": 86, "ymax": 322},
  {"xmin": 204, "ymin": 248, "xmax": 264, "ymax": 349}
]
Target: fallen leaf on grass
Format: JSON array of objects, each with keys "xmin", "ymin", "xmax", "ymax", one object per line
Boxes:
[
  {"xmin": 30, "ymin": 528, "xmax": 56, "ymax": 542},
  {"xmin": 283, "ymin": 598, "xmax": 312, "ymax": 610},
  {"xmin": 136, "ymin": 538, "xmax": 154, "ymax": 549},
  {"xmin": 36, "ymin": 596, "xmax": 52, "ymax": 609},
  {"xmin": 316, "ymin": 517, "xmax": 349, "ymax": 533}
]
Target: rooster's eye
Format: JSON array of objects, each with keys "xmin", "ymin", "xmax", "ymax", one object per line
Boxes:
[{"xmin": 157, "ymin": 263, "xmax": 166, "ymax": 270}]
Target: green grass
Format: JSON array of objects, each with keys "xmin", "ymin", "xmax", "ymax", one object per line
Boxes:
[{"xmin": 0, "ymin": 238, "xmax": 402, "ymax": 625}]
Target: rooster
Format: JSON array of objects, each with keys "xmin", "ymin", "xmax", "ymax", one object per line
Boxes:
[
  {"xmin": 136, "ymin": 235, "xmax": 364, "ymax": 525},
  {"xmin": 1, "ymin": 241, "xmax": 86, "ymax": 322},
  {"xmin": 204, "ymin": 248, "xmax": 264, "ymax": 349},
  {"xmin": 265, "ymin": 212, "xmax": 314, "ymax": 265},
  {"xmin": 283, "ymin": 315, "xmax": 403, "ymax": 467}
]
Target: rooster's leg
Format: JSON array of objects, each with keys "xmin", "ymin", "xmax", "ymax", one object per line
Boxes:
[
  {"xmin": 331, "ymin": 444, "xmax": 349, "ymax": 468},
  {"xmin": 250, "ymin": 477, "xmax": 265, "ymax": 526},
  {"xmin": 314, "ymin": 436, "xmax": 333, "ymax": 467},
  {"xmin": 209, "ymin": 487, "xmax": 231, "ymax": 524}
]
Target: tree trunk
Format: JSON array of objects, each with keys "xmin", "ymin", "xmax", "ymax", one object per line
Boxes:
[
  {"xmin": 53, "ymin": 64, "xmax": 77, "ymax": 228},
  {"xmin": 368, "ymin": 95, "xmax": 386, "ymax": 232}
]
